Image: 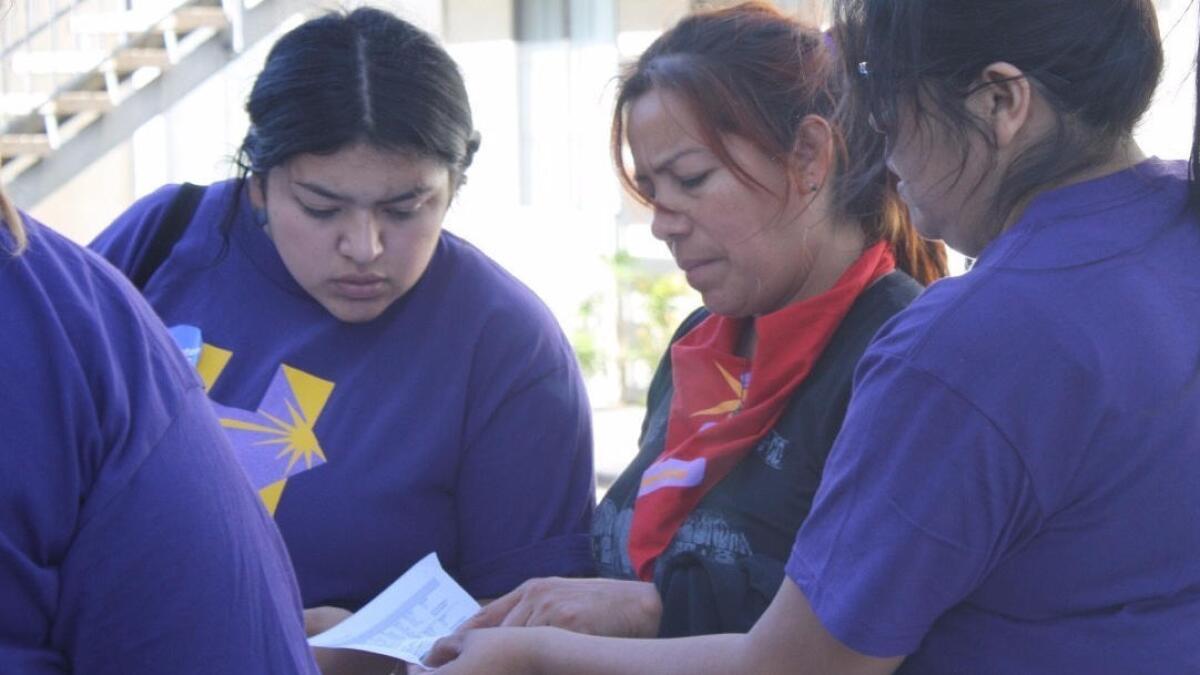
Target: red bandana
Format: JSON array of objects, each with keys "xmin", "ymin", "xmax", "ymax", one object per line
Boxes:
[{"xmin": 627, "ymin": 241, "xmax": 896, "ymax": 580}]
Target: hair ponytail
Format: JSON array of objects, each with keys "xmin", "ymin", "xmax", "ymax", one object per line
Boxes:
[
  {"xmin": 884, "ymin": 195, "xmax": 948, "ymax": 285},
  {"xmin": 1, "ymin": 189, "xmax": 26, "ymax": 255}
]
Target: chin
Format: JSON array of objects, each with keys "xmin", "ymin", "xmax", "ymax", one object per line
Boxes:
[
  {"xmin": 324, "ymin": 300, "xmax": 389, "ymax": 324},
  {"xmin": 700, "ymin": 294, "xmax": 751, "ymax": 319}
]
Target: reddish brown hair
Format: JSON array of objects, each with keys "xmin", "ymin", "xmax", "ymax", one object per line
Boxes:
[{"xmin": 611, "ymin": 1, "xmax": 946, "ymax": 285}]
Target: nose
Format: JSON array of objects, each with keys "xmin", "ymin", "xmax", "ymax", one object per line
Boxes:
[
  {"xmin": 649, "ymin": 203, "xmax": 689, "ymax": 244},
  {"xmin": 338, "ymin": 212, "xmax": 384, "ymax": 265}
]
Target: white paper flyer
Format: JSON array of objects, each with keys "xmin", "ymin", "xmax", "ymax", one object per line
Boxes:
[{"xmin": 308, "ymin": 552, "xmax": 480, "ymax": 665}]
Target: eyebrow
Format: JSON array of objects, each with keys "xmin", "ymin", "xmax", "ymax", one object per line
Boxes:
[{"xmin": 293, "ymin": 181, "xmax": 432, "ymax": 205}]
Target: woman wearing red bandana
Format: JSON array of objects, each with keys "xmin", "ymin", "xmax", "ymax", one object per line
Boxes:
[{"xmin": 460, "ymin": 2, "xmax": 945, "ymax": 641}]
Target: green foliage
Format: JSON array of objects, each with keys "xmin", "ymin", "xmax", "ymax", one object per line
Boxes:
[
  {"xmin": 570, "ymin": 294, "xmax": 606, "ymax": 378},
  {"xmin": 566, "ymin": 251, "xmax": 697, "ymax": 401},
  {"xmin": 611, "ymin": 250, "xmax": 697, "ymax": 402}
]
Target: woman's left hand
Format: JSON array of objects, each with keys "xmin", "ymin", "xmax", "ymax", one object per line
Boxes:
[{"xmin": 458, "ymin": 577, "xmax": 662, "ymax": 638}]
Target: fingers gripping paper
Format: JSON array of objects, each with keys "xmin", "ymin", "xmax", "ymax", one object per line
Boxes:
[{"xmin": 308, "ymin": 553, "xmax": 480, "ymax": 665}]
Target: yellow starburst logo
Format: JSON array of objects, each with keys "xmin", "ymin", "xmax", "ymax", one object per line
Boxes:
[
  {"xmin": 691, "ymin": 362, "xmax": 747, "ymax": 418},
  {"xmin": 208, "ymin": 360, "xmax": 335, "ymax": 515}
]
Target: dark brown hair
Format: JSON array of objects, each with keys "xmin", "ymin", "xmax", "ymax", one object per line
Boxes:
[
  {"xmin": 217, "ymin": 7, "xmax": 480, "ymax": 247},
  {"xmin": 839, "ymin": 0, "xmax": 1164, "ymax": 237},
  {"xmin": 610, "ymin": 1, "xmax": 946, "ymax": 285}
]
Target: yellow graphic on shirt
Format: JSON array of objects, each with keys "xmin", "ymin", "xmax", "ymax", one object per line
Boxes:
[
  {"xmin": 196, "ymin": 344, "xmax": 232, "ymax": 391},
  {"xmin": 690, "ymin": 362, "xmax": 748, "ymax": 417},
  {"xmin": 198, "ymin": 345, "xmax": 333, "ymax": 515}
]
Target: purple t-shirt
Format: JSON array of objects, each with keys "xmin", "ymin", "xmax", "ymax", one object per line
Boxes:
[
  {"xmin": 90, "ymin": 180, "xmax": 596, "ymax": 607},
  {"xmin": 787, "ymin": 159, "xmax": 1200, "ymax": 673},
  {"xmin": 1, "ymin": 216, "xmax": 317, "ymax": 673}
]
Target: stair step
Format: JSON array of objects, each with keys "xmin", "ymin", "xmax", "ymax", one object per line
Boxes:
[
  {"xmin": 112, "ymin": 48, "xmax": 172, "ymax": 71},
  {"xmin": 53, "ymin": 91, "xmax": 115, "ymax": 114},
  {"xmin": 0, "ymin": 134, "xmax": 53, "ymax": 158},
  {"xmin": 172, "ymin": 6, "xmax": 228, "ymax": 32}
]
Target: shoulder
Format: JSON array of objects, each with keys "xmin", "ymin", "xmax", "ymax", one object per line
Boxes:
[
  {"xmin": 856, "ymin": 266, "xmax": 1103, "ymax": 466},
  {"xmin": 11, "ymin": 214, "xmax": 152, "ymax": 320},
  {"xmin": 95, "ymin": 183, "xmax": 188, "ymax": 242},
  {"xmin": 92, "ymin": 180, "xmax": 238, "ymax": 242},
  {"xmin": 856, "ymin": 270, "xmax": 924, "ymax": 315},
  {"xmin": 435, "ymin": 231, "xmax": 569, "ymax": 341},
  {"xmin": 868, "ymin": 267, "xmax": 1071, "ymax": 369},
  {"xmin": 7, "ymin": 213, "xmax": 197, "ymax": 406},
  {"xmin": 4, "ymin": 215, "xmax": 198, "ymax": 474},
  {"xmin": 829, "ymin": 270, "xmax": 924, "ymax": 353}
]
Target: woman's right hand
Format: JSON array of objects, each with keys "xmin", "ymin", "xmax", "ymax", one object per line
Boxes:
[
  {"xmin": 305, "ymin": 606, "xmax": 401, "ymax": 675},
  {"xmin": 426, "ymin": 626, "xmax": 544, "ymax": 674},
  {"xmin": 459, "ymin": 577, "xmax": 662, "ymax": 638}
]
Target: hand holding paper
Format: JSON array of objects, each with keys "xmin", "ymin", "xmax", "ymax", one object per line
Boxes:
[{"xmin": 307, "ymin": 553, "xmax": 480, "ymax": 666}]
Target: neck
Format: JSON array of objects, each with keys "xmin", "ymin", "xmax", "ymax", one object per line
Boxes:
[
  {"xmin": 779, "ymin": 215, "xmax": 867, "ymax": 309},
  {"xmin": 984, "ymin": 137, "xmax": 1147, "ymax": 251},
  {"xmin": 743, "ymin": 216, "xmax": 868, "ymax": 359},
  {"xmin": 1071, "ymin": 136, "xmax": 1146, "ymax": 184}
]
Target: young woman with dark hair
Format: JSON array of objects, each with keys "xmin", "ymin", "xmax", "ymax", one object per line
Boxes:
[
  {"xmin": 427, "ymin": 0, "xmax": 1200, "ymax": 672},
  {"xmin": 460, "ymin": 1, "xmax": 944, "ymax": 642},
  {"xmin": 89, "ymin": 8, "xmax": 595, "ymax": 674}
]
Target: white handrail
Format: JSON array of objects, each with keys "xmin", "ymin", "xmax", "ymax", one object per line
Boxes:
[{"xmin": 0, "ymin": 0, "xmax": 224, "ymax": 128}]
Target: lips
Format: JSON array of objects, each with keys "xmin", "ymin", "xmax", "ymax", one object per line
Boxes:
[
  {"xmin": 676, "ymin": 257, "xmax": 718, "ymax": 273},
  {"xmin": 331, "ymin": 274, "xmax": 388, "ymax": 300},
  {"xmin": 676, "ymin": 257, "xmax": 722, "ymax": 288}
]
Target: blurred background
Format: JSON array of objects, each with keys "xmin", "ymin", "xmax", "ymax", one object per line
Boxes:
[{"xmin": 2, "ymin": 0, "xmax": 1196, "ymax": 490}]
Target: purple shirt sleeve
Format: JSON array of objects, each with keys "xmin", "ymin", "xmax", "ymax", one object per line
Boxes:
[
  {"xmin": 456, "ymin": 359, "xmax": 596, "ymax": 597},
  {"xmin": 786, "ymin": 352, "xmax": 1041, "ymax": 657}
]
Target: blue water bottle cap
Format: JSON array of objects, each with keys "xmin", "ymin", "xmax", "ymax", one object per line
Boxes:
[{"xmin": 168, "ymin": 324, "xmax": 203, "ymax": 368}]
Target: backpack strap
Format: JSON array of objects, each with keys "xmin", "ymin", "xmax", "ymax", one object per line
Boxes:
[{"xmin": 130, "ymin": 182, "xmax": 206, "ymax": 290}]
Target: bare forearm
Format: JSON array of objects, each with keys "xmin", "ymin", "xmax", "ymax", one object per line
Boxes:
[
  {"xmin": 527, "ymin": 581, "xmax": 902, "ymax": 675},
  {"xmin": 527, "ymin": 629, "xmax": 753, "ymax": 675},
  {"xmin": 431, "ymin": 581, "xmax": 901, "ymax": 675}
]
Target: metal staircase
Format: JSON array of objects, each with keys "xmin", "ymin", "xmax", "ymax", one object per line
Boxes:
[{"xmin": 0, "ymin": 0, "xmax": 309, "ymax": 209}]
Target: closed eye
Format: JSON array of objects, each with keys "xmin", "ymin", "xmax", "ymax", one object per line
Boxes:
[
  {"xmin": 383, "ymin": 207, "xmax": 417, "ymax": 221},
  {"xmin": 678, "ymin": 170, "xmax": 713, "ymax": 190},
  {"xmin": 300, "ymin": 204, "xmax": 339, "ymax": 219}
]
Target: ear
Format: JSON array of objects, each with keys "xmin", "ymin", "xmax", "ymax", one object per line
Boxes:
[
  {"xmin": 790, "ymin": 114, "xmax": 836, "ymax": 192},
  {"xmin": 972, "ymin": 61, "xmax": 1033, "ymax": 148},
  {"xmin": 248, "ymin": 173, "xmax": 267, "ymax": 210}
]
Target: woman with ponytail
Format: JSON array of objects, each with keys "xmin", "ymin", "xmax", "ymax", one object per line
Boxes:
[
  {"xmin": 431, "ymin": 0, "xmax": 1200, "ymax": 672},
  {"xmin": 464, "ymin": 1, "xmax": 945, "ymax": 642},
  {"xmin": 0, "ymin": 159, "xmax": 315, "ymax": 670}
]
